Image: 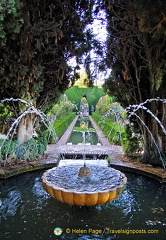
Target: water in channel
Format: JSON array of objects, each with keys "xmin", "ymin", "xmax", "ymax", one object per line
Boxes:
[
  {"xmin": 68, "ymin": 131, "xmax": 99, "ymax": 145},
  {"xmin": 68, "ymin": 117, "xmax": 100, "ymax": 145},
  {"xmin": 0, "ymin": 170, "xmax": 166, "ymax": 240}
]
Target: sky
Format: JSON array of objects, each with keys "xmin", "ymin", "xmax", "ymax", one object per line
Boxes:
[{"xmin": 68, "ymin": 9, "xmax": 111, "ymax": 86}]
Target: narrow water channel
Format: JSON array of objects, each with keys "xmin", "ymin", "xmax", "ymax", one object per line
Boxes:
[{"xmin": 67, "ymin": 116, "xmax": 100, "ymax": 145}]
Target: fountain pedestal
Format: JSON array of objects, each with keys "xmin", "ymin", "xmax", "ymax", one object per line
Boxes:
[{"xmin": 42, "ymin": 165, "xmax": 127, "ymax": 206}]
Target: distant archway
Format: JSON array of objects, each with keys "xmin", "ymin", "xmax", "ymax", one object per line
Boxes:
[{"xmin": 80, "ymin": 96, "xmax": 89, "ymax": 116}]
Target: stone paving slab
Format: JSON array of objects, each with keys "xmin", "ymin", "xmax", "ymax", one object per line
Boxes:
[{"xmin": 59, "ymin": 159, "xmax": 108, "ymax": 167}]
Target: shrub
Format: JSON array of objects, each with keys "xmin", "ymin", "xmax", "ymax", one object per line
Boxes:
[
  {"xmin": 16, "ymin": 135, "xmax": 48, "ymax": 161},
  {"xmin": 122, "ymin": 124, "xmax": 143, "ymax": 154},
  {"xmin": 44, "ymin": 112, "xmax": 76, "ymax": 143},
  {"xmin": 0, "ymin": 135, "xmax": 48, "ymax": 162},
  {"xmin": 0, "ymin": 138, "xmax": 18, "ymax": 161},
  {"xmin": 47, "ymin": 101, "xmax": 75, "ymax": 119},
  {"xmin": 52, "ymin": 112, "xmax": 76, "ymax": 137},
  {"xmin": 92, "ymin": 112, "xmax": 125, "ymax": 145}
]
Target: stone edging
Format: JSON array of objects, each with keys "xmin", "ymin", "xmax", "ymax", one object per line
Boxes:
[
  {"xmin": 110, "ymin": 163, "xmax": 166, "ymax": 183},
  {"xmin": 0, "ymin": 163, "xmax": 57, "ymax": 179}
]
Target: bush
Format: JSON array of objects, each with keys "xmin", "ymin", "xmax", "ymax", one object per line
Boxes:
[
  {"xmin": 122, "ymin": 124, "xmax": 143, "ymax": 154},
  {"xmin": 92, "ymin": 112, "xmax": 125, "ymax": 145},
  {"xmin": 16, "ymin": 135, "xmax": 48, "ymax": 161},
  {"xmin": 47, "ymin": 101, "xmax": 75, "ymax": 119},
  {"xmin": 44, "ymin": 112, "xmax": 76, "ymax": 143},
  {"xmin": 0, "ymin": 138, "xmax": 18, "ymax": 161},
  {"xmin": 0, "ymin": 135, "xmax": 48, "ymax": 162},
  {"xmin": 52, "ymin": 112, "xmax": 76, "ymax": 138},
  {"xmin": 92, "ymin": 112, "xmax": 143, "ymax": 152}
]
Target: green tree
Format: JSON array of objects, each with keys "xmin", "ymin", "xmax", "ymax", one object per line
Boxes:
[
  {"xmin": 104, "ymin": 0, "xmax": 166, "ymax": 167},
  {"xmin": 0, "ymin": 0, "xmax": 102, "ymax": 145}
]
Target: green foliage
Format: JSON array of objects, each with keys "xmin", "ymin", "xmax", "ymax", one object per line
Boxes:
[
  {"xmin": 96, "ymin": 98, "xmax": 126, "ymax": 121},
  {"xmin": 40, "ymin": 112, "xmax": 75, "ymax": 143},
  {"xmin": 19, "ymin": 138, "xmax": 39, "ymax": 160},
  {"xmin": 105, "ymin": 0, "xmax": 166, "ymax": 165},
  {"xmin": 0, "ymin": 135, "xmax": 47, "ymax": 162},
  {"xmin": 16, "ymin": 136, "xmax": 47, "ymax": 161},
  {"xmin": 65, "ymin": 86, "xmax": 105, "ymax": 111},
  {"xmin": 92, "ymin": 110, "xmax": 143, "ymax": 152},
  {"xmin": 47, "ymin": 96, "xmax": 75, "ymax": 119},
  {"xmin": 92, "ymin": 112, "xmax": 125, "ymax": 145},
  {"xmin": 0, "ymin": 0, "xmax": 24, "ymax": 42},
  {"xmin": 51, "ymin": 112, "xmax": 76, "ymax": 139},
  {"xmin": 105, "ymin": 0, "xmax": 166, "ymax": 105},
  {"xmin": 0, "ymin": 138, "xmax": 18, "ymax": 161},
  {"xmin": 0, "ymin": 0, "xmax": 103, "ymax": 113},
  {"xmin": 0, "ymin": 103, "xmax": 15, "ymax": 133},
  {"xmin": 122, "ymin": 124, "xmax": 143, "ymax": 154}
]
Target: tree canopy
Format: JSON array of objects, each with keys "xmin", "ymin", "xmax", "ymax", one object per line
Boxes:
[
  {"xmin": 104, "ymin": 0, "xmax": 166, "ymax": 166},
  {"xmin": 104, "ymin": 0, "xmax": 166, "ymax": 105},
  {"xmin": 0, "ymin": 0, "xmax": 104, "ymax": 112}
]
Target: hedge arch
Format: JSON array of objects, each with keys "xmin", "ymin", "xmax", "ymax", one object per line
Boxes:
[{"xmin": 65, "ymin": 86, "xmax": 105, "ymax": 113}]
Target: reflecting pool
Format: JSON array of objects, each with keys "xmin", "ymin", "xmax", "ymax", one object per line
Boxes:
[
  {"xmin": 0, "ymin": 170, "xmax": 166, "ymax": 240},
  {"xmin": 68, "ymin": 131, "xmax": 99, "ymax": 145}
]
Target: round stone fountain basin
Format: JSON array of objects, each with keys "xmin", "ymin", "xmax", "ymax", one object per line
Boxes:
[{"xmin": 42, "ymin": 165, "xmax": 127, "ymax": 206}]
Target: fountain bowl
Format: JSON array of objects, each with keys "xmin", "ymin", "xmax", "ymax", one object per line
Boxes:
[{"xmin": 42, "ymin": 165, "xmax": 127, "ymax": 206}]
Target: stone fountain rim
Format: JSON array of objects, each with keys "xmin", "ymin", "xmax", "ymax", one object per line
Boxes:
[{"xmin": 42, "ymin": 165, "xmax": 127, "ymax": 194}]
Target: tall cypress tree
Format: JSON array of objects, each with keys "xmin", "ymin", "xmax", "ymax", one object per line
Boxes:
[{"xmin": 104, "ymin": 0, "xmax": 166, "ymax": 166}]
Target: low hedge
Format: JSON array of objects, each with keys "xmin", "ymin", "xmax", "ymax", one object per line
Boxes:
[
  {"xmin": 92, "ymin": 112, "xmax": 125, "ymax": 145},
  {"xmin": 53, "ymin": 112, "xmax": 76, "ymax": 138}
]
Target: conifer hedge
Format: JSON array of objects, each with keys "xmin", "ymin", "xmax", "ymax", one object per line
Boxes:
[
  {"xmin": 53, "ymin": 112, "xmax": 76, "ymax": 138},
  {"xmin": 65, "ymin": 86, "xmax": 105, "ymax": 111}
]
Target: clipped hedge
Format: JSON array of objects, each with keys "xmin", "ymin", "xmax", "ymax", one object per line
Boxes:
[
  {"xmin": 53, "ymin": 112, "xmax": 76, "ymax": 138},
  {"xmin": 65, "ymin": 86, "xmax": 105, "ymax": 111},
  {"xmin": 92, "ymin": 112, "xmax": 125, "ymax": 145}
]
